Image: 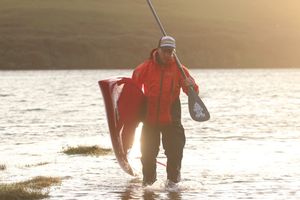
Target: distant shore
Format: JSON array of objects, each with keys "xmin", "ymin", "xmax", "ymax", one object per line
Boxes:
[
  {"xmin": 1, "ymin": 66, "xmax": 299, "ymax": 71},
  {"xmin": 1, "ymin": 0, "xmax": 300, "ymax": 69}
]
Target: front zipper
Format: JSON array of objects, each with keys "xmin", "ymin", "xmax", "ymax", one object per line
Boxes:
[
  {"xmin": 156, "ymin": 69, "xmax": 165, "ymax": 124},
  {"xmin": 170, "ymin": 79, "xmax": 174, "ymax": 99}
]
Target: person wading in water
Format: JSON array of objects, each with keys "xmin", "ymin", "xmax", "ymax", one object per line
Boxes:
[{"xmin": 132, "ymin": 35, "xmax": 199, "ymax": 186}]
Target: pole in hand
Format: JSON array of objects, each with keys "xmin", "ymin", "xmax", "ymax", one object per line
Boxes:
[{"xmin": 146, "ymin": 0, "xmax": 210, "ymax": 122}]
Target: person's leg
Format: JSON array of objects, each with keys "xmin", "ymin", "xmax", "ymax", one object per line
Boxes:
[
  {"xmin": 162, "ymin": 123, "xmax": 185, "ymax": 183},
  {"xmin": 140, "ymin": 123, "xmax": 160, "ymax": 185}
]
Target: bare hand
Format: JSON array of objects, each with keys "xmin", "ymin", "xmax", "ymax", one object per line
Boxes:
[{"xmin": 184, "ymin": 78, "xmax": 199, "ymax": 94}]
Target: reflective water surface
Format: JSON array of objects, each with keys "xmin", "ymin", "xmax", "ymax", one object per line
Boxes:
[{"xmin": 0, "ymin": 69, "xmax": 300, "ymax": 199}]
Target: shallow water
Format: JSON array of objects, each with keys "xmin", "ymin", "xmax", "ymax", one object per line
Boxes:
[{"xmin": 0, "ymin": 69, "xmax": 300, "ymax": 199}]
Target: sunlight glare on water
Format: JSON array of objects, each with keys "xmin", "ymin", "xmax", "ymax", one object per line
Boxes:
[{"xmin": 128, "ymin": 122, "xmax": 142, "ymax": 174}]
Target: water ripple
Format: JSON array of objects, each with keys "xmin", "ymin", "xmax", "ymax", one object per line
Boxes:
[{"xmin": 0, "ymin": 69, "xmax": 299, "ymax": 200}]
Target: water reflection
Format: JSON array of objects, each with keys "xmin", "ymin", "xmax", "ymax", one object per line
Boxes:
[
  {"xmin": 142, "ymin": 190, "xmax": 159, "ymax": 200},
  {"xmin": 119, "ymin": 178, "xmax": 182, "ymax": 200},
  {"xmin": 166, "ymin": 191, "xmax": 182, "ymax": 200}
]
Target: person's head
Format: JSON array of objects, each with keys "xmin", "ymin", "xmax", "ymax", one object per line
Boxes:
[{"xmin": 157, "ymin": 36, "xmax": 176, "ymax": 64}]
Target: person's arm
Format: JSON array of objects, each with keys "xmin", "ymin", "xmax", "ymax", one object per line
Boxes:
[
  {"xmin": 180, "ymin": 65, "xmax": 199, "ymax": 95},
  {"xmin": 132, "ymin": 61, "xmax": 147, "ymax": 90}
]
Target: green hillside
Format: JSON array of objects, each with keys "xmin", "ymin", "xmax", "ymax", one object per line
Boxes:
[{"xmin": 0, "ymin": 0, "xmax": 299, "ymax": 69}]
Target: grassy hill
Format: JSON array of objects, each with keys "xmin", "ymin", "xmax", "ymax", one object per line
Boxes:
[{"xmin": 0, "ymin": 0, "xmax": 300, "ymax": 69}]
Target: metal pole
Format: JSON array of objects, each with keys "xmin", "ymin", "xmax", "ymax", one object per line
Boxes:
[{"xmin": 146, "ymin": 0, "xmax": 187, "ymax": 79}]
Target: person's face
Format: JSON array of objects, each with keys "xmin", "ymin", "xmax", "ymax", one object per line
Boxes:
[{"xmin": 158, "ymin": 47, "xmax": 174, "ymax": 64}]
